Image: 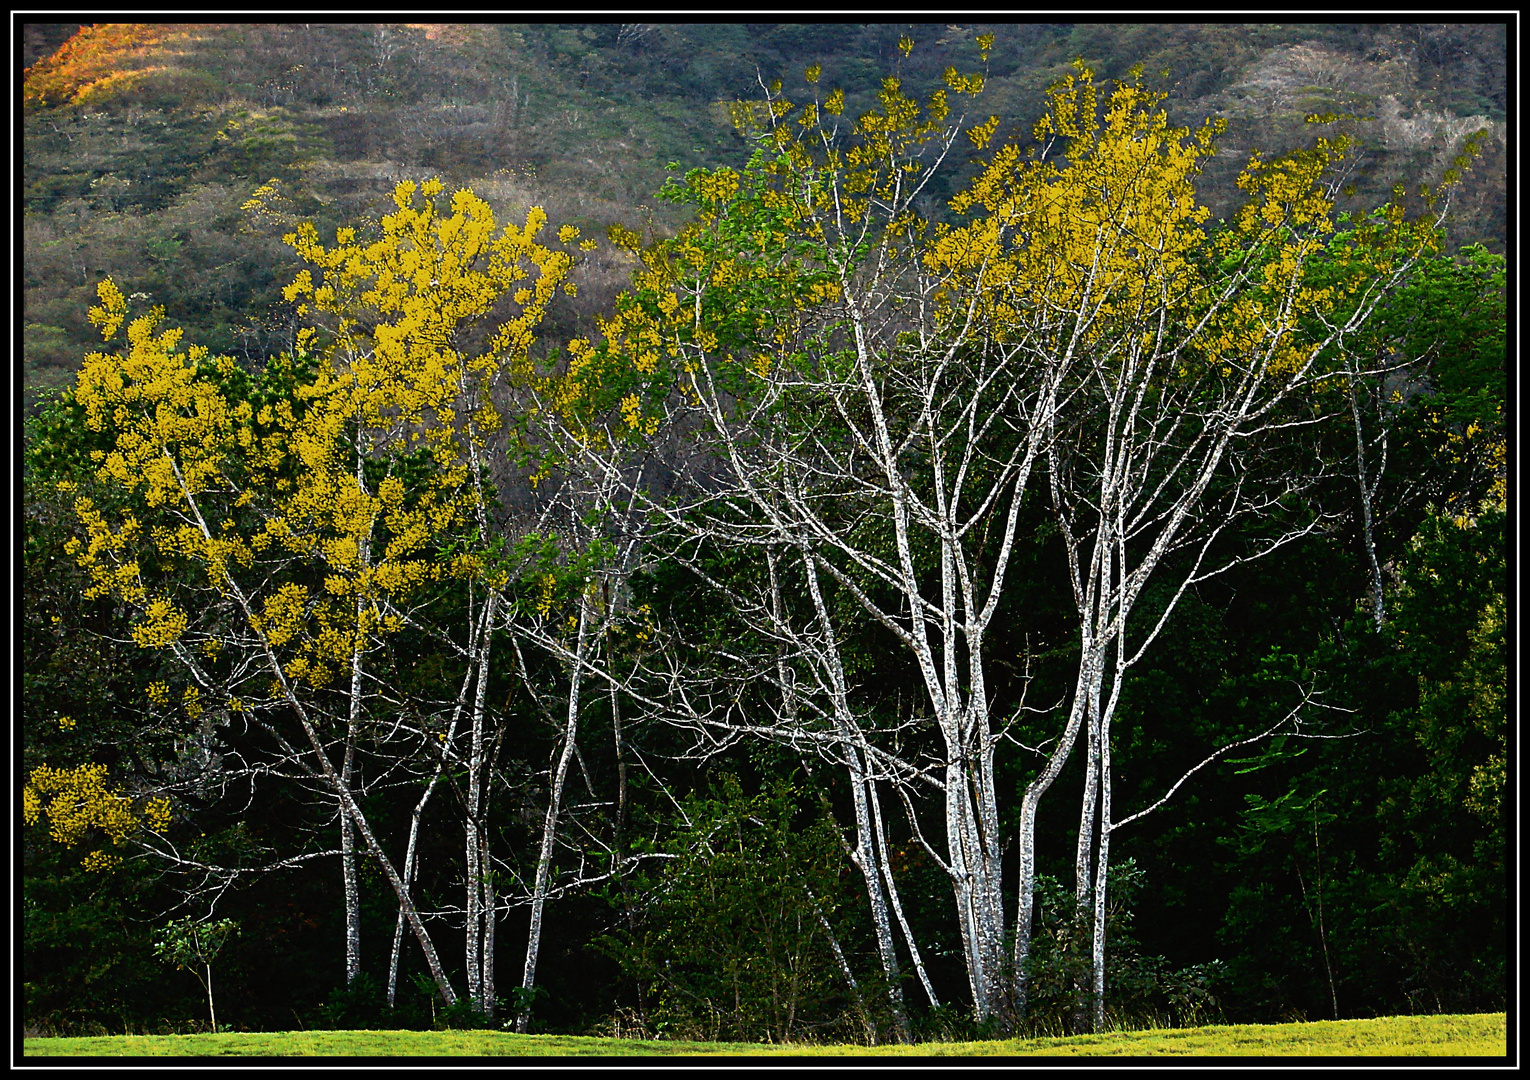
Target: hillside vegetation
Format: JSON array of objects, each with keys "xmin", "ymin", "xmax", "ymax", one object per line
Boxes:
[{"xmin": 23, "ymin": 23, "xmax": 1505, "ymax": 407}]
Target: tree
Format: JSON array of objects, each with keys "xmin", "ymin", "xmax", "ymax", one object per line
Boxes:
[
  {"xmin": 275, "ymin": 178, "xmax": 581, "ymax": 1017},
  {"xmin": 50, "ymin": 178, "xmax": 581, "ymax": 1011},
  {"xmin": 499, "ymin": 480, "xmax": 647, "ymax": 1034},
  {"xmin": 153, "ymin": 916, "xmax": 239, "ymax": 1032},
  {"xmin": 24, "ymin": 35, "xmax": 1503, "ymax": 1036},
  {"xmin": 540, "ymin": 48, "xmax": 1472, "ymax": 1033},
  {"xmin": 1024, "ymin": 69, "xmax": 1478, "ymax": 1030},
  {"xmin": 57, "ymin": 278, "xmax": 459, "ymax": 1003},
  {"xmin": 541, "ymin": 39, "xmax": 1050, "ymax": 1034}
]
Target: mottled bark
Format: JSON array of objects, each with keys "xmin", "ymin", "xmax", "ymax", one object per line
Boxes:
[
  {"xmin": 517, "ymin": 594, "xmax": 590, "ymax": 1033},
  {"xmin": 801, "ymin": 551, "xmax": 910, "ymax": 1043},
  {"xmin": 465, "ymin": 593, "xmax": 496, "ymax": 1014}
]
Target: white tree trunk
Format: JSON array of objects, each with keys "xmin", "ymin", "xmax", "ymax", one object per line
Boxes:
[
  {"xmin": 1014, "ymin": 657, "xmax": 1097, "ymax": 1019},
  {"xmin": 517, "ymin": 593, "xmax": 590, "ymax": 1033},
  {"xmin": 799, "ymin": 550, "xmax": 910, "ymax": 1041},
  {"xmin": 869, "ymin": 778, "xmax": 940, "ymax": 1010},
  {"xmin": 340, "ymin": 733, "xmax": 361, "ymax": 986},
  {"xmin": 342, "ymin": 440, "xmax": 371, "ymax": 987},
  {"xmin": 465, "ymin": 592, "xmax": 497, "ymax": 1014}
]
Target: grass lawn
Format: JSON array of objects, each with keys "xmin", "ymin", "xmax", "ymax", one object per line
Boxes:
[{"xmin": 21, "ymin": 1012, "xmax": 1507, "ymax": 1057}]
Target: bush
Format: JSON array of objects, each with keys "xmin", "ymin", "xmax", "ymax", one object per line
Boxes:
[
  {"xmin": 1022, "ymin": 860, "xmax": 1228, "ymax": 1035},
  {"xmin": 598, "ymin": 774, "xmax": 872, "ymax": 1044}
]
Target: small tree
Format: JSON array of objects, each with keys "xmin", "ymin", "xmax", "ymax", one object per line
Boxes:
[{"xmin": 152, "ymin": 916, "xmax": 239, "ymax": 1032}]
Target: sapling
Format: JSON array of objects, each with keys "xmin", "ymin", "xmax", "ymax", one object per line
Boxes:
[{"xmin": 153, "ymin": 916, "xmax": 239, "ymax": 1032}]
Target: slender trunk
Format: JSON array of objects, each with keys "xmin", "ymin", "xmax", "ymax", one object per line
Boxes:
[
  {"xmin": 1071, "ymin": 698, "xmax": 1100, "ymax": 1032},
  {"xmin": 1013, "ymin": 653, "xmax": 1097, "ymax": 1019},
  {"xmin": 1089, "ymin": 823, "xmax": 1110, "ymax": 1033},
  {"xmin": 612, "ymin": 680, "xmax": 627, "ymax": 859},
  {"xmin": 183, "ymin": 479, "xmax": 458, "ymax": 1004},
  {"xmin": 1072, "ymin": 677, "xmax": 1105, "ymax": 1033},
  {"xmin": 944, "ymin": 752, "xmax": 983, "ymax": 1019},
  {"xmin": 387, "ymin": 903, "xmax": 406, "ymax": 1008},
  {"xmin": 1347, "ymin": 368, "xmax": 1387, "ymax": 628},
  {"xmin": 801, "ymin": 551, "xmax": 909, "ymax": 1042},
  {"xmin": 331, "ymin": 730, "xmax": 456, "ymax": 1005},
  {"xmin": 1313, "ymin": 805, "xmax": 1337, "ymax": 1021},
  {"xmin": 806, "ymin": 883, "xmax": 873, "ymax": 1042},
  {"xmin": 385, "ymin": 601, "xmax": 493, "ymax": 1009},
  {"xmin": 205, "ymin": 964, "xmax": 217, "ymax": 1032},
  {"xmin": 1293, "ymin": 811, "xmax": 1340, "ymax": 1020},
  {"xmin": 465, "ymin": 800, "xmax": 481, "ymax": 1008},
  {"xmin": 465, "ymin": 593, "xmax": 496, "ymax": 1014},
  {"xmin": 340, "ymin": 733, "xmax": 360, "ymax": 986},
  {"xmin": 343, "ymin": 442, "xmax": 370, "ymax": 986},
  {"xmin": 1074, "ymin": 685, "xmax": 1103, "ymax": 908},
  {"xmin": 869, "ymin": 778, "xmax": 940, "ymax": 1010},
  {"xmin": 608, "ymin": 583, "xmax": 628, "ymax": 874},
  {"xmin": 1089, "ymin": 709, "xmax": 1112, "ymax": 1034},
  {"xmin": 387, "ymin": 744, "xmax": 448, "ymax": 1008},
  {"xmin": 482, "ymin": 833, "xmax": 496, "ymax": 1018},
  {"xmin": 852, "ymin": 770, "xmax": 910, "ymax": 1042},
  {"xmin": 608, "ymin": 630, "xmax": 631, "ymax": 964},
  {"xmin": 766, "ymin": 551, "xmax": 798, "ymax": 728},
  {"xmin": 482, "ymin": 721, "xmax": 508, "ymax": 1020},
  {"xmin": 517, "ymin": 594, "xmax": 590, "ymax": 1033},
  {"xmin": 973, "ymin": 720, "xmax": 1009, "ymax": 1023},
  {"xmin": 1085, "ymin": 526, "xmax": 1129, "ymax": 1034}
]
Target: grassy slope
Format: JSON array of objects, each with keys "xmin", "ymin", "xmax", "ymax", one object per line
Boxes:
[{"xmin": 21, "ymin": 1013, "xmax": 1508, "ymax": 1057}]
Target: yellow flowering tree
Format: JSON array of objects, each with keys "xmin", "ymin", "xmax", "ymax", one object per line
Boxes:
[
  {"xmin": 534, "ymin": 43, "xmax": 1026, "ymax": 1039},
  {"xmin": 278, "ymin": 178, "xmax": 581, "ymax": 1016},
  {"xmin": 978, "ymin": 65, "xmax": 1470, "ymax": 1031},
  {"xmin": 54, "ymin": 178, "xmax": 581, "ymax": 1011}
]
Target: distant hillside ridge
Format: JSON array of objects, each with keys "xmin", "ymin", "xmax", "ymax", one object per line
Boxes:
[{"xmin": 22, "ymin": 22, "xmax": 1505, "ymax": 408}]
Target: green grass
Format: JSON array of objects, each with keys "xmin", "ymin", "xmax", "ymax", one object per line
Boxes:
[{"xmin": 22, "ymin": 1013, "xmax": 1506, "ymax": 1057}]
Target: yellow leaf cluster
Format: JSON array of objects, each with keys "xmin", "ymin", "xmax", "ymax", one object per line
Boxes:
[
  {"xmin": 23, "ymin": 763, "xmax": 170, "ymax": 871},
  {"xmin": 929, "ymin": 69, "xmax": 1219, "ymax": 337},
  {"xmin": 281, "ymin": 180, "xmax": 574, "ymax": 444},
  {"xmin": 76, "ymin": 282, "xmax": 239, "ymax": 507},
  {"xmin": 65, "ymin": 178, "xmax": 580, "ymax": 693}
]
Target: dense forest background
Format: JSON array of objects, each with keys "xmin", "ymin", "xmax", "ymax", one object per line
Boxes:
[{"xmin": 21, "ymin": 21, "xmax": 1506, "ymax": 1040}]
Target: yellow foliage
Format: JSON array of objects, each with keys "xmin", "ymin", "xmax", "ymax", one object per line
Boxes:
[
  {"xmin": 22, "ymin": 763, "xmax": 168, "ymax": 871},
  {"xmin": 65, "ymin": 178, "xmax": 579, "ymax": 699}
]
